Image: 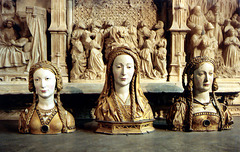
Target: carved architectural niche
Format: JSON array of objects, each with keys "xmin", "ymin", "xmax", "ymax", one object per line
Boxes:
[
  {"xmin": 48, "ymin": 0, "xmax": 68, "ymax": 82},
  {"xmin": 169, "ymin": 0, "xmax": 190, "ymax": 81},
  {"xmin": 0, "ymin": 2, "xmax": 47, "ymax": 82}
]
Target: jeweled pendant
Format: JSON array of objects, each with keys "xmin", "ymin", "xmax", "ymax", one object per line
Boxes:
[
  {"xmin": 41, "ymin": 125, "xmax": 49, "ymax": 133},
  {"xmin": 203, "ymin": 119, "xmax": 210, "ymax": 127}
]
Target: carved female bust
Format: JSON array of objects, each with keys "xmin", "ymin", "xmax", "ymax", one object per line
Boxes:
[
  {"xmin": 18, "ymin": 61, "xmax": 76, "ymax": 134},
  {"xmin": 167, "ymin": 56, "xmax": 233, "ymax": 131},
  {"xmin": 95, "ymin": 46, "xmax": 154, "ymax": 134}
]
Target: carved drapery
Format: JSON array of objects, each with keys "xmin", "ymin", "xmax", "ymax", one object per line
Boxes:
[{"xmin": 26, "ymin": 6, "xmax": 47, "ymax": 71}]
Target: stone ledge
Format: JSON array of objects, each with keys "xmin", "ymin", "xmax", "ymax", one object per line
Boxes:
[
  {"xmin": 0, "ymin": 82, "xmax": 183, "ymax": 95},
  {"xmin": 0, "ymin": 80, "xmax": 240, "ymax": 95}
]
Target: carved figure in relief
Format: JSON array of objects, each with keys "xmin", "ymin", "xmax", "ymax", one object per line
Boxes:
[
  {"xmin": 231, "ymin": 14, "xmax": 240, "ymax": 28},
  {"xmin": 224, "ymin": 29, "xmax": 240, "ymax": 68},
  {"xmin": 187, "ymin": 6, "xmax": 208, "ymax": 32},
  {"xmin": 123, "ymin": 20, "xmax": 138, "ymax": 49},
  {"xmin": 103, "ymin": 20, "xmax": 115, "ymax": 61},
  {"xmin": 153, "ymin": 21, "xmax": 167, "ymax": 78},
  {"xmin": 171, "ymin": 0, "xmax": 189, "ymax": 29},
  {"xmin": 0, "ymin": 19, "xmax": 30, "ymax": 68},
  {"xmin": 104, "ymin": 23, "xmax": 132, "ymax": 63},
  {"xmin": 94, "ymin": 46, "xmax": 154, "ymax": 134},
  {"xmin": 139, "ymin": 39, "xmax": 160, "ymax": 79},
  {"xmin": 18, "ymin": 61, "xmax": 76, "ymax": 134},
  {"xmin": 70, "ymin": 21, "xmax": 87, "ymax": 80},
  {"xmin": 200, "ymin": 23, "xmax": 218, "ymax": 59},
  {"xmin": 189, "ymin": 25, "xmax": 203, "ymax": 58},
  {"xmin": 167, "ymin": 56, "xmax": 233, "ymax": 131},
  {"xmin": 205, "ymin": 3, "xmax": 224, "ymax": 46},
  {"xmin": 231, "ymin": 14, "xmax": 240, "ymax": 39},
  {"xmin": 83, "ymin": 21, "xmax": 105, "ymax": 79},
  {"xmin": 223, "ymin": 19, "xmax": 235, "ymax": 39},
  {"xmin": 137, "ymin": 21, "xmax": 156, "ymax": 49}
]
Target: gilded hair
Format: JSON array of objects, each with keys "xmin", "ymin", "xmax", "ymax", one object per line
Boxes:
[
  {"xmin": 182, "ymin": 56, "xmax": 222, "ymax": 130},
  {"xmin": 103, "ymin": 46, "xmax": 140, "ymax": 96}
]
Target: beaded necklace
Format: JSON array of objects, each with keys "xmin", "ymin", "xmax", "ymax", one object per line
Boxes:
[{"xmin": 36, "ymin": 106, "xmax": 58, "ymax": 133}]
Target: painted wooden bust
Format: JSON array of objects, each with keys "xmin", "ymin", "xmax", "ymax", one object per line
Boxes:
[
  {"xmin": 167, "ymin": 56, "xmax": 233, "ymax": 131},
  {"xmin": 95, "ymin": 46, "xmax": 155, "ymax": 134},
  {"xmin": 18, "ymin": 61, "xmax": 76, "ymax": 134}
]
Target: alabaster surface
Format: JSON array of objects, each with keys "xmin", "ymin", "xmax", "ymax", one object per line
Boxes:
[
  {"xmin": 0, "ymin": 0, "xmax": 239, "ymax": 81},
  {"xmin": 0, "ymin": 2, "xmax": 47, "ymax": 82}
]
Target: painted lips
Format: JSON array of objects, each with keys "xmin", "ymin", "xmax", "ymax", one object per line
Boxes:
[{"xmin": 41, "ymin": 90, "xmax": 47, "ymax": 93}]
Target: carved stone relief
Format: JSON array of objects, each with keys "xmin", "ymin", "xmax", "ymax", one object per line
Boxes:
[
  {"xmin": 71, "ymin": 0, "xmax": 168, "ymax": 81},
  {"xmin": 0, "ymin": 1, "xmax": 47, "ymax": 82},
  {"xmin": 185, "ymin": 1, "xmax": 240, "ymax": 78},
  {"xmin": 0, "ymin": 0, "xmax": 239, "ymax": 82}
]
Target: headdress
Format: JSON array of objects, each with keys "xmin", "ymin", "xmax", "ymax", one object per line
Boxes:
[
  {"xmin": 205, "ymin": 23, "xmax": 214, "ymax": 30},
  {"xmin": 182, "ymin": 56, "xmax": 222, "ymax": 130}
]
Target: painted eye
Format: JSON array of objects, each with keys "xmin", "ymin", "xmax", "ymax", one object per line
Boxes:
[
  {"xmin": 45, "ymin": 77, "xmax": 50, "ymax": 80},
  {"xmin": 34, "ymin": 78, "xmax": 39, "ymax": 81},
  {"xmin": 116, "ymin": 65, "xmax": 121, "ymax": 68}
]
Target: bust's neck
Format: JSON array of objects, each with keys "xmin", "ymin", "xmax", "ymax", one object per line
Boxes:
[
  {"xmin": 194, "ymin": 91, "xmax": 210, "ymax": 104},
  {"xmin": 37, "ymin": 95, "xmax": 55, "ymax": 110},
  {"xmin": 114, "ymin": 83, "xmax": 130, "ymax": 102}
]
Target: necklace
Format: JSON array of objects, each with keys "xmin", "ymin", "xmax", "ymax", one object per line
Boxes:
[
  {"xmin": 193, "ymin": 99, "xmax": 212, "ymax": 110},
  {"xmin": 36, "ymin": 106, "xmax": 58, "ymax": 133}
]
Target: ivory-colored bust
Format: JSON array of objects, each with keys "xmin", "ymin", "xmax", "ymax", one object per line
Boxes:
[
  {"xmin": 95, "ymin": 46, "xmax": 155, "ymax": 134},
  {"xmin": 18, "ymin": 61, "xmax": 76, "ymax": 134},
  {"xmin": 167, "ymin": 56, "xmax": 233, "ymax": 131}
]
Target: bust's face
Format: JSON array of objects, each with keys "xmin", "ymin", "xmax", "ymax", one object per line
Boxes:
[
  {"xmin": 33, "ymin": 68, "xmax": 56, "ymax": 99},
  {"xmin": 193, "ymin": 62, "xmax": 214, "ymax": 93},
  {"xmin": 112, "ymin": 54, "xmax": 135, "ymax": 88}
]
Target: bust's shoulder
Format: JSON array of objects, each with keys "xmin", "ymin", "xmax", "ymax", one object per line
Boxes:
[{"xmin": 65, "ymin": 110, "xmax": 76, "ymax": 132}]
